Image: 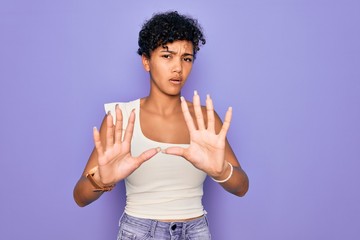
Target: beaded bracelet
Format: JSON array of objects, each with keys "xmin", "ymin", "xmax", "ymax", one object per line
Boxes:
[{"xmin": 211, "ymin": 162, "xmax": 234, "ymax": 183}]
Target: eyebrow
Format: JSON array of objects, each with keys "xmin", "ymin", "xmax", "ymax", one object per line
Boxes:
[{"xmin": 160, "ymin": 49, "xmax": 194, "ymax": 57}]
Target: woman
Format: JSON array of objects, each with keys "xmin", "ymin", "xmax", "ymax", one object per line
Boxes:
[{"xmin": 74, "ymin": 11, "xmax": 249, "ymax": 239}]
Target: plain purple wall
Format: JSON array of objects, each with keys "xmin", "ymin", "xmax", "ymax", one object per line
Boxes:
[{"xmin": 1, "ymin": 0, "xmax": 359, "ymax": 239}]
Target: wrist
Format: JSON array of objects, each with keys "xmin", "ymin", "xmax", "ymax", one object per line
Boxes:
[
  {"xmin": 211, "ymin": 161, "xmax": 234, "ymax": 183},
  {"xmin": 91, "ymin": 168, "xmax": 102, "ymax": 183},
  {"xmin": 86, "ymin": 166, "xmax": 116, "ymax": 192}
]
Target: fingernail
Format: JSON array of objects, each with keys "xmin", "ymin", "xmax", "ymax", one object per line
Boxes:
[
  {"xmin": 115, "ymin": 104, "xmax": 119, "ymax": 109},
  {"xmin": 194, "ymin": 90, "xmax": 198, "ymax": 95},
  {"xmin": 206, "ymin": 94, "xmax": 210, "ymax": 99},
  {"xmin": 107, "ymin": 111, "xmax": 111, "ymax": 115},
  {"xmin": 180, "ymin": 96, "xmax": 185, "ymax": 102}
]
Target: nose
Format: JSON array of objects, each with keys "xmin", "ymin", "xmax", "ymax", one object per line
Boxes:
[{"xmin": 172, "ymin": 58, "xmax": 182, "ymax": 74}]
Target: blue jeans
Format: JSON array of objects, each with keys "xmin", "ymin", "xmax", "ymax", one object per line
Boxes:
[{"xmin": 117, "ymin": 213, "xmax": 211, "ymax": 240}]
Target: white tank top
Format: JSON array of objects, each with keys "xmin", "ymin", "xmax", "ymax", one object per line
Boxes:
[{"xmin": 104, "ymin": 99, "xmax": 207, "ymax": 220}]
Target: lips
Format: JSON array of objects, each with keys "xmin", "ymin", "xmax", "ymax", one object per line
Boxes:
[{"xmin": 169, "ymin": 77, "xmax": 182, "ymax": 84}]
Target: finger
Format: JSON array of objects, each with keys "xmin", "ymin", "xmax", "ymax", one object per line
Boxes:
[
  {"xmin": 180, "ymin": 96, "xmax": 196, "ymax": 133},
  {"xmin": 219, "ymin": 107, "xmax": 233, "ymax": 139},
  {"xmin": 136, "ymin": 147, "xmax": 161, "ymax": 164},
  {"xmin": 123, "ymin": 109, "xmax": 135, "ymax": 143},
  {"xmin": 114, "ymin": 104, "xmax": 123, "ymax": 143},
  {"xmin": 193, "ymin": 90, "xmax": 205, "ymax": 130},
  {"xmin": 162, "ymin": 146, "xmax": 186, "ymax": 157},
  {"xmin": 93, "ymin": 127, "xmax": 104, "ymax": 158},
  {"xmin": 105, "ymin": 111, "xmax": 115, "ymax": 149},
  {"xmin": 206, "ymin": 94, "xmax": 215, "ymax": 132}
]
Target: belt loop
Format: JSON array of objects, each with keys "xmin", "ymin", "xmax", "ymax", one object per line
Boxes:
[
  {"xmin": 182, "ymin": 222, "xmax": 187, "ymax": 239},
  {"xmin": 150, "ymin": 219, "xmax": 157, "ymax": 237},
  {"xmin": 118, "ymin": 212, "xmax": 125, "ymax": 226}
]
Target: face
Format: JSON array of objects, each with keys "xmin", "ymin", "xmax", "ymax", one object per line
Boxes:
[{"xmin": 142, "ymin": 40, "xmax": 194, "ymax": 96}]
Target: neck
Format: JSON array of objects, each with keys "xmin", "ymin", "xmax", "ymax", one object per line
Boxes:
[{"xmin": 142, "ymin": 92, "xmax": 183, "ymax": 116}]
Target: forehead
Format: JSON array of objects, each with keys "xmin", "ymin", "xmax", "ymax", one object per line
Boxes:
[{"xmin": 155, "ymin": 40, "xmax": 194, "ymax": 53}]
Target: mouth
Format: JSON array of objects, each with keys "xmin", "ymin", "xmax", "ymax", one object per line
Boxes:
[{"xmin": 169, "ymin": 78, "xmax": 182, "ymax": 85}]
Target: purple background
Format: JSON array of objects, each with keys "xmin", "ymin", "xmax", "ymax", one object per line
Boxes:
[{"xmin": 1, "ymin": 0, "xmax": 359, "ymax": 239}]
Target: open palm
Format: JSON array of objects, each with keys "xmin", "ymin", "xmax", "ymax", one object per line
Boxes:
[
  {"xmin": 93, "ymin": 106, "xmax": 159, "ymax": 186},
  {"xmin": 164, "ymin": 91, "xmax": 232, "ymax": 178}
]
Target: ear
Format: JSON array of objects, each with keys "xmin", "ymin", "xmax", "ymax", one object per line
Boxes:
[{"xmin": 142, "ymin": 54, "xmax": 150, "ymax": 72}]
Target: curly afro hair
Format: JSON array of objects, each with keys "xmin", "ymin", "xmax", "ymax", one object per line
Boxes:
[{"xmin": 137, "ymin": 11, "xmax": 206, "ymax": 59}]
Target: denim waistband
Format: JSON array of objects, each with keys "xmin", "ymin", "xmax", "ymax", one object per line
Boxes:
[
  {"xmin": 119, "ymin": 212, "xmax": 210, "ymax": 238},
  {"xmin": 122, "ymin": 212, "xmax": 207, "ymax": 226}
]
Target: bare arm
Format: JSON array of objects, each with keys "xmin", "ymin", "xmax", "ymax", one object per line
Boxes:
[
  {"xmin": 73, "ymin": 115, "xmax": 108, "ymax": 207},
  {"xmin": 214, "ymin": 119, "xmax": 249, "ymax": 197}
]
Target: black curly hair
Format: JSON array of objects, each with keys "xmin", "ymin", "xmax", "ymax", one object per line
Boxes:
[{"xmin": 137, "ymin": 11, "xmax": 206, "ymax": 59}]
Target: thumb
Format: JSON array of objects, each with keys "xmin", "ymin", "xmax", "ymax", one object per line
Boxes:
[
  {"xmin": 162, "ymin": 147, "xmax": 186, "ymax": 157},
  {"xmin": 137, "ymin": 147, "xmax": 161, "ymax": 164}
]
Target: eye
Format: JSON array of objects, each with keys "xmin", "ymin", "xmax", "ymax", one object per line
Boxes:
[
  {"xmin": 183, "ymin": 57, "xmax": 193, "ymax": 62},
  {"xmin": 162, "ymin": 54, "xmax": 171, "ymax": 59}
]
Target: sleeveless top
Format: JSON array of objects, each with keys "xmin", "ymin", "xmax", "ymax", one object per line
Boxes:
[{"xmin": 104, "ymin": 99, "xmax": 207, "ymax": 220}]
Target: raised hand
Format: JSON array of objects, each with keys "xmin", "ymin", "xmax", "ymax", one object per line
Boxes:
[
  {"xmin": 163, "ymin": 91, "xmax": 232, "ymax": 178},
  {"xmin": 93, "ymin": 105, "xmax": 160, "ymax": 186}
]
